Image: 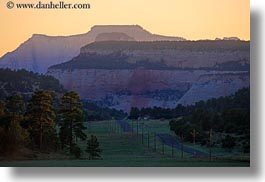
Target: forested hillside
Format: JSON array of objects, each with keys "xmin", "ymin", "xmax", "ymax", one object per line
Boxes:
[
  {"xmin": 0, "ymin": 69, "xmax": 64, "ymax": 99},
  {"xmin": 129, "ymin": 87, "xmax": 250, "ymax": 121}
]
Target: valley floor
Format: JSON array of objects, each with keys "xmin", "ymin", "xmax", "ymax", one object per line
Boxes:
[{"xmin": 0, "ymin": 120, "xmax": 250, "ymax": 167}]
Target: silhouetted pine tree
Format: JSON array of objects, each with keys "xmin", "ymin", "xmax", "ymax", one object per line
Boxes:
[
  {"xmin": 26, "ymin": 90, "xmax": 56, "ymax": 150},
  {"xmin": 58, "ymin": 91, "xmax": 86, "ymax": 157},
  {"xmin": 86, "ymin": 135, "xmax": 102, "ymax": 160}
]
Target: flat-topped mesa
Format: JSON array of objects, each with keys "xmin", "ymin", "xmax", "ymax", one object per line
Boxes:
[
  {"xmin": 91, "ymin": 25, "xmax": 145, "ymax": 31},
  {"xmin": 77, "ymin": 41, "xmax": 249, "ymax": 70},
  {"xmin": 31, "ymin": 34, "xmax": 49, "ymax": 39},
  {"xmin": 216, "ymin": 37, "xmax": 241, "ymax": 41},
  {"xmin": 90, "ymin": 25, "xmax": 147, "ymax": 36},
  {"xmin": 0, "ymin": 24, "xmax": 245, "ymax": 74},
  {"xmin": 89, "ymin": 25, "xmax": 186, "ymax": 41},
  {"xmin": 0, "ymin": 25, "xmax": 186, "ymax": 73},
  {"xmin": 223, "ymin": 37, "xmax": 241, "ymax": 41},
  {"xmin": 95, "ymin": 32, "xmax": 135, "ymax": 42}
]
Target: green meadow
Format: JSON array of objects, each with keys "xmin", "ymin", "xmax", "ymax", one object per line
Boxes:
[{"xmin": 0, "ymin": 120, "xmax": 250, "ymax": 167}]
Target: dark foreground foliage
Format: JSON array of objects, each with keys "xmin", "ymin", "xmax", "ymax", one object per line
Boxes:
[{"xmin": 0, "ymin": 91, "xmax": 92, "ymax": 159}]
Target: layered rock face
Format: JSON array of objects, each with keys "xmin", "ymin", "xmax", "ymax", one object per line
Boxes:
[
  {"xmin": 47, "ymin": 40, "xmax": 250, "ymax": 111},
  {"xmin": 0, "ymin": 25, "xmax": 185, "ymax": 73},
  {"xmin": 177, "ymin": 73, "xmax": 250, "ymax": 105},
  {"xmin": 48, "ymin": 68, "xmax": 249, "ymax": 112},
  {"xmin": 81, "ymin": 41, "xmax": 250, "ymax": 69}
]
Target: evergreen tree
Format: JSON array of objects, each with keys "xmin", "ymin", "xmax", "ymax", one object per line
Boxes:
[
  {"xmin": 5, "ymin": 94, "xmax": 24, "ymax": 113},
  {"xmin": 0, "ymin": 101, "xmax": 5, "ymax": 118},
  {"xmin": 86, "ymin": 135, "xmax": 102, "ymax": 160},
  {"xmin": 71, "ymin": 143, "xmax": 82, "ymax": 159},
  {"xmin": 129, "ymin": 107, "xmax": 140, "ymax": 119},
  {"xmin": 0, "ymin": 94, "xmax": 29, "ymax": 155},
  {"xmin": 191, "ymin": 109, "xmax": 211, "ymax": 131},
  {"xmin": 222, "ymin": 135, "xmax": 236, "ymax": 152},
  {"xmin": 58, "ymin": 91, "xmax": 86, "ymax": 156},
  {"xmin": 26, "ymin": 90, "xmax": 56, "ymax": 150}
]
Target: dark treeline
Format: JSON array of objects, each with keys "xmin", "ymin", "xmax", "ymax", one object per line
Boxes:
[
  {"xmin": 0, "ymin": 68, "xmax": 65, "ymax": 99},
  {"xmin": 129, "ymin": 87, "xmax": 250, "ymax": 152},
  {"xmin": 82, "ymin": 101, "xmax": 127, "ymax": 121},
  {"xmin": 0, "ymin": 68, "xmax": 126, "ymax": 121},
  {"xmin": 129, "ymin": 87, "xmax": 249, "ymax": 120}
]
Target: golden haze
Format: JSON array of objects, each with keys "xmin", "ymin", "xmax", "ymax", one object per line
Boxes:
[{"xmin": 0, "ymin": 0, "xmax": 250, "ymax": 57}]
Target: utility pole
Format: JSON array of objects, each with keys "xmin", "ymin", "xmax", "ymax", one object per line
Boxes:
[
  {"xmin": 131, "ymin": 120, "xmax": 133, "ymax": 135},
  {"xmin": 117, "ymin": 122, "xmax": 119, "ymax": 134},
  {"xmin": 110, "ymin": 120, "xmax": 112, "ymax": 134},
  {"xmin": 137, "ymin": 120, "xmax": 139, "ymax": 136},
  {"xmin": 141, "ymin": 123, "xmax": 144, "ymax": 145},
  {"xmin": 115, "ymin": 121, "xmax": 117, "ymax": 133},
  {"xmin": 108, "ymin": 120, "xmax": 110, "ymax": 135},
  {"xmin": 89, "ymin": 119, "xmax": 91, "ymax": 132},
  {"xmin": 181, "ymin": 134, "xmax": 184, "ymax": 159},
  {"xmin": 162, "ymin": 140, "xmax": 164, "ymax": 155},
  {"xmin": 209, "ymin": 128, "xmax": 213, "ymax": 161},
  {"xmin": 171, "ymin": 142, "xmax": 174, "ymax": 158},
  {"xmin": 154, "ymin": 133, "xmax": 157, "ymax": 151},
  {"xmin": 190, "ymin": 128, "xmax": 198, "ymax": 157},
  {"xmin": 111, "ymin": 121, "xmax": 113, "ymax": 133},
  {"xmin": 110, "ymin": 121, "xmax": 112, "ymax": 133},
  {"xmin": 147, "ymin": 130, "xmax": 150, "ymax": 148}
]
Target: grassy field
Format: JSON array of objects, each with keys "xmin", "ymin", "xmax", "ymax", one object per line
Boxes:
[{"xmin": 0, "ymin": 120, "xmax": 250, "ymax": 167}]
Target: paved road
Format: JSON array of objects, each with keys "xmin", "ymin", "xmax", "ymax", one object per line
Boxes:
[
  {"xmin": 116, "ymin": 120, "xmax": 133, "ymax": 132},
  {"xmin": 156, "ymin": 133, "xmax": 208, "ymax": 157},
  {"xmin": 116, "ymin": 120, "xmax": 208, "ymax": 158}
]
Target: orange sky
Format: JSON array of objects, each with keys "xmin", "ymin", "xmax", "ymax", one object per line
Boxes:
[{"xmin": 0, "ymin": 0, "xmax": 250, "ymax": 57}]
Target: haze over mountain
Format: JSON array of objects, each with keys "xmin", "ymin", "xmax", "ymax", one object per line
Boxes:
[
  {"xmin": 0, "ymin": 25, "xmax": 249, "ymax": 111},
  {"xmin": 48, "ymin": 40, "xmax": 250, "ymax": 111},
  {"xmin": 0, "ymin": 25, "xmax": 185, "ymax": 73}
]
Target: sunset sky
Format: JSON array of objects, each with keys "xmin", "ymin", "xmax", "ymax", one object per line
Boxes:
[{"xmin": 0, "ymin": 0, "xmax": 250, "ymax": 57}]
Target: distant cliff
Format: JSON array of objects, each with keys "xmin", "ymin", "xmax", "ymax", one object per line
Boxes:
[
  {"xmin": 0, "ymin": 25, "xmax": 185, "ymax": 73},
  {"xmin": 51, "ymin": 41, "xmax": 250, "ymax": 71},
  {"xmin": 47, "ymin": 40, "xmax": 250, "ymax": 111},
  {"xmin": 177, "ymin": 73, "xmax": 250, "ymax": 105},
  {"xmin": 47, "ymin": 68, "xmax": 249, "ymax": 112}
]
